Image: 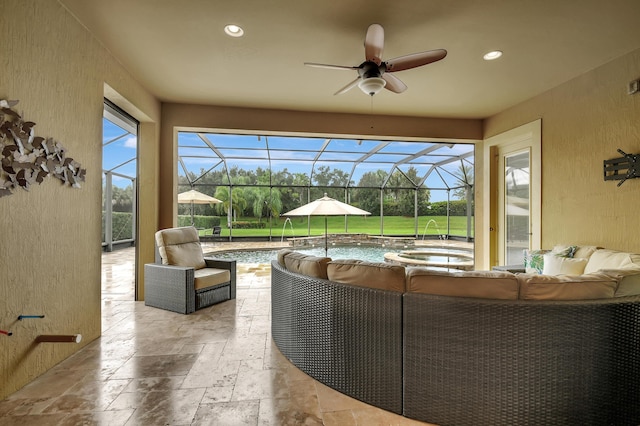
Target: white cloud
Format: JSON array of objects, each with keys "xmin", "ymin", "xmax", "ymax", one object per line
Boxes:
[{"xmin": 123, "ymin": 136, "xmax": 137, "ymax": 149}]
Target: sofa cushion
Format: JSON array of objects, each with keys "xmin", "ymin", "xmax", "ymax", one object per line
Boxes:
[
  {"xmin": 283, "ymin": 251, "xmax": 331, "ymax": 279},
  {"xmin": 599, "ymin": 268, "xmax": 640, "ymax": 297},
  {"xmin": 277, "ymin": 249, "xmax": 294, "ymax": 267},
  {"xmin": 406, "ymin": 268, "xmax": 519, "ymax": 300},
  {"xmin": 517, "ymin": 273, "xmax": 617, "ymax": 300},
  {"xmin": 542, "ymin": 253, "xmax": 588, "ymax": 276},
  {"xmin": 193, "ymin": 268, "xmax": 231, "ymax": 290},
  {"xmin": 583, "ymin": 249, "xmax": 640, "ymax": 274},
  {"xmin": 155, "ymin": 226, "xmax": 206, "ymax": 270},
  {"xmin": 327, "ymin": 259, "xmax": 406, "ymax": 292}
]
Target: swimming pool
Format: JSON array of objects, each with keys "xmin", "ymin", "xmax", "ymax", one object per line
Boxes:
[
  {"xmin": 209, "ymin": 244, "xmax": 475, "ymax": 271},
  {"xmin": 210, "ymin": 246, "xmax": 392, "ymax": 264}
]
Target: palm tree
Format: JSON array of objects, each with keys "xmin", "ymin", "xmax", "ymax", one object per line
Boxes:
[
  {"xmin": 214, "ymin": 186, "xmax": 247, "ymax": 227},
  {"xmin": 452, "ymin": 161, "xmax": 474, "ymax": 200}
]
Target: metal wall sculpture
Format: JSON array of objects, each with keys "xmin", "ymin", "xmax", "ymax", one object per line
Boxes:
[{"xmin": 0, "ymin": 99, "xmax": 86, "ymax": 198}]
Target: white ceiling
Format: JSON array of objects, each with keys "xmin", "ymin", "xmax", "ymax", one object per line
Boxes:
[{"xmin": 60, "ymin": 0, "xmax": 640, "ymax": 119}]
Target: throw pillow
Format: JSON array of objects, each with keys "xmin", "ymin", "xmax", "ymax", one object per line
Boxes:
[
  {"xmin": 542, "ymin": 253, "xmax": 588, "ymax": 275},
  {"xmin": 551, "ymin": 245, "xmax": 577, "ymax": 258},
  {"xmin": 524, "ymin": 249, "xmax": 550, "ymax": 274}
]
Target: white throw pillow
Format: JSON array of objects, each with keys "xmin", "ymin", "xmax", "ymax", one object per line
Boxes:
[
  {"xmin": 583, "ymin": 249, "xmax": 640, "ymax": 274},
  {"xmin": 542, "ymin": 253, "xmax": 588, "ymax": 275}
]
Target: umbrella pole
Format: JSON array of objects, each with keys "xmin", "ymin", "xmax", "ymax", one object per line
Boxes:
[{"xmin": 324, "ymin": 216, "xmax": 328, "ymax": 256}]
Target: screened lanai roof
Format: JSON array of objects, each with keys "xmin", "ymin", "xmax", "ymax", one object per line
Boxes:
[{"xmin": 177, "ymin": 132, "xmax": 474, "ymax": 191}]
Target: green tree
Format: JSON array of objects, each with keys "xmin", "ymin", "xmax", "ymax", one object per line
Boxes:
[{"xmin": 452, "ymin": 161, "xmax": 474, "ymax": 200}]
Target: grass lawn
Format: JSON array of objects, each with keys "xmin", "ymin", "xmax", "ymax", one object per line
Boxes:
[{"xmin": 203, "ymin": 215, "xmax": 474, "ymax": 238}]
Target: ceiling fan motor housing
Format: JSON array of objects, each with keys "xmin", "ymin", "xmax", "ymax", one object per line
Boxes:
[{"xmin": 358, "ymin": 61, "xmax": 386, "ymax": 79}]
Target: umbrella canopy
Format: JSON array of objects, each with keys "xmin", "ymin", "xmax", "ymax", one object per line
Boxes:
[
  {"xmin": 177, "ymin": 189, "xmax": 222, "ymax": 225},
  {"xmin": 282, "ymin": 194, "xmax": 370, "ymax": 255},
  {"xmin": 177, "ymin": 189, "xmax": 222, "ymax": 205}
]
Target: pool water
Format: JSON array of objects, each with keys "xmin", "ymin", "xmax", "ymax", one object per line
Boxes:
[{"xmin": 210, "ymin": 246, "xmax": 393, "ymax": 264}]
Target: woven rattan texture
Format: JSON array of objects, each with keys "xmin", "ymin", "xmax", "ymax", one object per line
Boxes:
[
  {"xmin": 144, "ymin": 264, "xmax": 196, "ymax": 314},
  {"xmin": 402, "ymin": 294, "xmax": 640, "ymax": 426},
  {"xmin": 271, "ymin": 261, "xmax": 403, "ymax": 414},
  {"xmin": 196, "ymin": 284, "xmax": 231, "ymax": 309}
]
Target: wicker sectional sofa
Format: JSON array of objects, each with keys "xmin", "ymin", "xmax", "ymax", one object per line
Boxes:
[{"xmin": 271, "ymin": 248, "xmax": 640, "ymax": 426}]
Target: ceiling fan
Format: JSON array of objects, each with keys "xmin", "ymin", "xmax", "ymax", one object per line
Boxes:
[{"xmin": 305, "ymin": 23, "xmax": 447, "ymax": 96}]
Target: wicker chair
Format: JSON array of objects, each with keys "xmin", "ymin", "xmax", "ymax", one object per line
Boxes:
[{"xmin": 144, "ymin": 226, "xmax": 236, "ymax": 314}]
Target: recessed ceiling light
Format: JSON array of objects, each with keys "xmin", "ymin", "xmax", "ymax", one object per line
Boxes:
[
  {"xmin": 483, "ymin": 50, "xmax": 503, "ymax": 61},
  {"xmin": 224, "ymin": 24, "xmax": 244, "ymax": 37}
]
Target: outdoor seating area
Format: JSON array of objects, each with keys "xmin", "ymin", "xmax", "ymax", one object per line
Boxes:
[{"xmin": 271, "ymin": 248, "xmax": 640, "ymax": 425}]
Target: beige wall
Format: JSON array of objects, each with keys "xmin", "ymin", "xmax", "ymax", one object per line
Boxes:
[
  {"xmin": 159, "ymin": 102, "xmax": 483, "ymax": 228},
  {"xmin": 0, "ymin": 0, "xmax": 160, "ymax": 399},
  {"xmin": 484, "ymin": 48, "xmax": 640, "ymax": 253}
]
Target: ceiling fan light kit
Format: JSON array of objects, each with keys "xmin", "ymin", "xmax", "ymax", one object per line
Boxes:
[
  {"xmin": 305, "ymin": 23, "xmax": 447, "ymax": 97},
  {"xmin": 358, "ymin": 77, "xmax": 386, "ymax": 96}
]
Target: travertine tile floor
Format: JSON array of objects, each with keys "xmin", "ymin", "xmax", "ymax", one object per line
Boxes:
[{"xmin": 0, "ymin": 241, "xmax": 447, "ymax": 425}]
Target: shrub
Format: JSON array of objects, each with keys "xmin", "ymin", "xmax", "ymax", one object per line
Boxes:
[
  {"xmin": 232, "ymin": 221, "xmax": 266, "ymax": 229},
  {"xmin": 102, "ymin": 211, "xmax": 133, "ymax": 241},
  {"xmin": 177, "ymin": 215, "xmax": 221, "ymax": 228}
]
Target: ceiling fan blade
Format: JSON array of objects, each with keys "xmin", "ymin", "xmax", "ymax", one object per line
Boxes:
[
  {"xmin": 364, "ymin": 23, "xmax": 384, "ymax": 64},
  {"xmin": 385, "ymin": 49, "xmax": 447, "ymax": 72},
  {"xmin": 334, "ymin": 76, "xmax": 362, "ymax": 95},
  {"xmin": 304, "ymin": 62, "xmax": 358, "ymax": 71},
  {"xmin": 382, "ymin": 74, "xmax": 407, "ymax": 93}
]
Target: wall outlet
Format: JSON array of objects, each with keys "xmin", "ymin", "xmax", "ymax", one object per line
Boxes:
[{"xmin": 628, "ymin": 79, "xmax": 640, "ymax": 95}]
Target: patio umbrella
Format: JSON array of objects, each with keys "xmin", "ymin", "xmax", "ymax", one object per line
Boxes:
[
  {"xmin": 177, "ymin": 189, "xmax": 222, "ymax": 225},
  {"xmin": 282, "ymin": 193, "xmax": 371, "ymax": 256}
]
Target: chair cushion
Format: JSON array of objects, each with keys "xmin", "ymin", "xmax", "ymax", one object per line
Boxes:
[
  {"xmin": 283, "ymin": 252, "xmax": 331, "ymax": 279},
  {"xmin": 326, "ymin": 259, "xmax": 406, "ymax": 292},
  {"xmin": 193, "ymin": 267, "xmax": 231, "ymax": 291},
  {"xmin": 406, "ymin": 268, "xmax": 519, "ymax": 299},
  {"xmin": 155, "ymin": 226, "xmax": 206, "ymax": 270},
  {"xmin": 517, "ymin": 273, "xmax": 617, "ymax": 300}
]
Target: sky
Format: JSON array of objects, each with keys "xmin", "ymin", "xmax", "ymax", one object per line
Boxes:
[{"xmin": 102, "ymin": 117, "xmax": 474, "ymax": 202}]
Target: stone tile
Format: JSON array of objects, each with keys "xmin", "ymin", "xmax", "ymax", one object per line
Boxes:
[
  {"xmin": 192, "ymin": 400, "xmax": 260, "ymax": 426},
  {"xmin": 57, "ymin": 409, "xmax": 135, "ymax": 425},
  {"xmin": 119, "ymin": 388, "xmax": 206, "ymax": 425},
  {"xmin": 352, "ymin": 407, "xmax": 438, "ymax": 425},
  {"xmin": 0, "ymin": 413, "xmax": 69, "ymax": 425},
  {"xmin": 110, "ymin": 353, "xmax": 199, "ymax": 379},
  {"xmin": 314, "ymin": 381, "xmax": 371, "ymax": 413},
  {"xmin": 322, "ymin": 410, "xmax": 357, "ymax": 426},
  {"xmin": 121, "ymin": 376, "xmax": 185, "ymax": 393},
  {"xmin": 231, "ymin": 368, "xmax": 289, "ymax": 401},
  {"xmin": 258, "ymin": 396, "xmax": 323, "ymax": 426}
]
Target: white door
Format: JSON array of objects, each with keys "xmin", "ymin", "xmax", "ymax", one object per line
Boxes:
[
  {"xmin": 499, "ymin": 147, "xmax": 531, "ymax": 265},
  {"xmin": 481, "ymin": 120, "xmax": 541, "ymax": 269}
]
